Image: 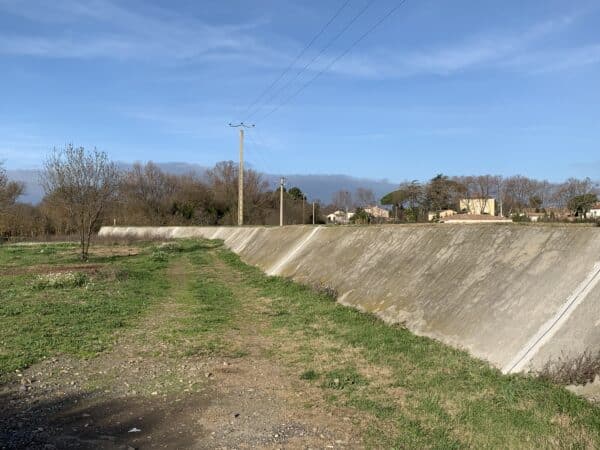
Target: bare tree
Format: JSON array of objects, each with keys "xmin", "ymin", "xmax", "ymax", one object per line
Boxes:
[
  {"xmin": 206, "ymin": 161, "xmax": 269, "ymax": 225},
  {"xmin": 332, "ymin": 190, "xmax": 353, "ymax": 212},
  {"xmin": 502, "ymin": 175, "xmax": 536, "ymax": 215},
  {"xmin": 459, "ymin": 175, "xmax": 503, "ymax": 215},
  {"xmin": 119, "ymin": 162, "xmax": 178, "ymax": 224},
  {"xmin": 42, "ymin": 145, "xmax": 119, "ymax": 260},
  {"xmin": 356, "ymin": 187, "xmax": 375, "ymax": 207},
  {"xmin": 553, "ymin": 177, "xmax": 594, "ymax": 210}
]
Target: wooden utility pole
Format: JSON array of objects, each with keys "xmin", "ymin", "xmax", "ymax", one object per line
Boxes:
[
  {"xmin": 312, "ymin": 202, "xmax": 316, "ymax": 225},
  {"xmin": 238, "ymin": 128, "xmax": 244, "ymax": 226},
  {"xmin": 279, "ymin": 177, "xmax": 286, "ymax": 227},
  {"xmin": 228, "ymin": 122, "xmax": 254, "ymax": 226},
  {"xmin": 302, "ymin": 196, "xmax": 305, "ymax": 224}
]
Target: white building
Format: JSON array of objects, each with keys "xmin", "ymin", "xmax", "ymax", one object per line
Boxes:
[
  {"xmin": 364, "ymin": 205, "xmax": 390, "ymax": 219},
  {"xmin": 327, "ymin": 210, "xmax": 355, "ymax": 224},
  {"xmin": 587, "ymin": 203, "xmax": 600, "ymax": 219},
  {"xmin": 428, "ymin": 209, "xmax": 457, "ymax": 222},
  {"xmin": 459, "ymin": 198, "xmax": 496, "ymax": 216}
]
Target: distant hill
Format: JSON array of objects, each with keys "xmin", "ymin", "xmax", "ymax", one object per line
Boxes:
[{"xmin": 7, "ymin": 162, "xmax": 398, "ymax": 205}]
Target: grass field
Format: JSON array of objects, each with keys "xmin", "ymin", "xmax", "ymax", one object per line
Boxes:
[{"xmin": 1, "ymin": 239, "xmax": 599, "ymax": 448}]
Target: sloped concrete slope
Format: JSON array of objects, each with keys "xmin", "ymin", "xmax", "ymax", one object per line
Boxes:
[{"xmin": 98, "ymin": 225, "xmax": 600, "ymax": 373}]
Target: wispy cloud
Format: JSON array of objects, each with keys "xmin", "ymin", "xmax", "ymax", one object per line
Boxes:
[
  {"xmin": 0, "ymin": 0, "xmax": 287, "ymax": 66},
  {"xmin": 328, "ymin": 12, "xmax": 600, "ymax": 77},
  {"xmin": 1, "ymin": 1, "xmax": 598, "ymax": 79},
  {"xmin": 119, "ymin": 107, "xmax": 232, "ymax": 139}
]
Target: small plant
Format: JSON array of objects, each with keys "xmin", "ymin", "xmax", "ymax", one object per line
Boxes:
[
  {"xmin": 150, "ymin": 249, "xmax": 169, "ymax": 261},
  {"xmin": 157, "ymin": 242, "xmax": 181, "ymax": 252},
  {"xmin": 33, "ymin": 271, "xmax": 89, "ymax": 290},
  {"xmin": 322, "ymin": 367, "xmax": 368, "ymax": 390},
  {"xmin": 300, "ymin": 369, "xmax": 320, "ymax": 381},
  {"xmin": 538, "ymin": 350, "xmax": 600, "ymax": 385},
  {"xmin": 313, "ymin": 282, "xmax": 338, "ymax": 300}
]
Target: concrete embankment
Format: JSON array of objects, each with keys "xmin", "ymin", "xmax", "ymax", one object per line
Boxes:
[{"xmin": 99, "ymin": 225, "xmax": 600, "ymax": 373}]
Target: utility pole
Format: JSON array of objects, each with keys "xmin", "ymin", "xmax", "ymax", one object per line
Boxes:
[
  {"xmin": 228, "ymin": 122, "xmax": 254, "ymax": 226},
  {"xmin": 279, "ymin": 177, "xmax": 286, "ymax": 227},
  {"xmin": 302, "ymin": 196, "xmax": 305, "ymax": 224},
  {"xmin": 312, "ymin": 202, "xmax": 316, "ymax": 225}
]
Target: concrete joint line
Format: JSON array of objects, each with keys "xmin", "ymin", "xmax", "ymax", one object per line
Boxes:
[
  {"xmin": 235, "ymin": 228, "xmax": 259, "ymax": 253},
  {"xmin": 504, "ymin": 262, "xmax": 600, "ymax": 374},
  {"xmin": 267, "ymin": 227, "xmax": 322, "ymax": 276}
]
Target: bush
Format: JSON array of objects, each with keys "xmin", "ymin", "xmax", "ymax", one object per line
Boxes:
[{"xmin": 511, "ymin": 214, "xmax": 531, "ymax": 223}]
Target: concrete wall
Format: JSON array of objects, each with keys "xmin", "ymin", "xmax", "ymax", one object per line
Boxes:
[{"xmin": 99, "ymin": 225, "xmax": 600, "ymax": 373}]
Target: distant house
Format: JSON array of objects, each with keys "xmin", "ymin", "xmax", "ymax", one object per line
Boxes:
[
  {"xmin": 459, "ymin": 198, "xmax": 496, "ymax": 216},
  {"xmin": 587, "ymin": 203, "xmax": 600, "ymax": 219},
  {"xmin": 327, "ymin": 210, "xmax": 354, "ymax": 224},
  {"xmin": 428, "ymin": 209, "xmax": 457, "ymax": 222},
  {"xmin": 364, "ymin": 205, "xmax": 390, "ymax": 219}
]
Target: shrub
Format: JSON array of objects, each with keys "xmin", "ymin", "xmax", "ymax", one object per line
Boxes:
[{"xmin": 538, "ymin": 350, "xmax": 600, "ymax": 385}]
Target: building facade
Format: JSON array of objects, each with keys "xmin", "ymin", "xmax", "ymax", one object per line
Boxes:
[{"xmin": 459, "ymin": 198, "xmax": 496, "ymax": 216}]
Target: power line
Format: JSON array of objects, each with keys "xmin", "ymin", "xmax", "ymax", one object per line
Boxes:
[
  {"xmin": 245, "ymin": 130, "xmax": 274, "ymax": 175},
  {"xmin": 238, "ymin": 0, "xmax": 352, "ymax": 121},
  {"xmin": 246, "ymin": 0, "xmax": 375, "ymax": 122},
  {"xmin": 257, "ymin": 0, "xmax": 408, "ymax": 123}
]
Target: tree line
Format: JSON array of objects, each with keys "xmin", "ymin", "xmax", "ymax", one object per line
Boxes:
[
  {"xmin": 0, "ymin": 146, "xmax": 321, "ymax": 256},
  {"xmin": 378, "ymin": 174, "xmax": 599, "ymax": 222},
  {"xmin": 1, "ymin": 146, "xmax": 598, "ymax": 256}
]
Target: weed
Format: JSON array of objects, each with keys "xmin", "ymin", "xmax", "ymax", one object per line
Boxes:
[
  {"xmin": 32, "ymin": 271, "xmax": 89, "ymax": 290},
  {"xmin": 150, "ymin": 249, "xmax": 169, "ymax": 261},
  {"xmin": 312, "ymin": 282, "xmax": 338, "ymax": 300},
  {"xmin": 322, "ymin": 367, "xmax": 368, "ymax": 390},
  {"xmin": 539, "ymin": 350, "xmax": 600, "ymax": 385},
  {"xmin": 300, "ymin": 369, "xmax": 320, "ymax": 381}
]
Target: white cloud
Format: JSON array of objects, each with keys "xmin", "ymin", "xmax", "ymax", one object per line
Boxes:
[
  {"xmin": 0, "ymin": 1, "xmax": 598, "ymax": 79},
  {"xmin": 0, "ymin": 0, "xmax": 287, "ymax": 66},
  {"xmin": 327, "ymin": 12, "xmax": 599, "ymax": 77}
]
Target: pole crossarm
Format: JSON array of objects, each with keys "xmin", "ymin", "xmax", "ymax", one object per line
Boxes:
[{"xmin": 228, "ymin": 122, "xmax": 255, "ymax": 129}]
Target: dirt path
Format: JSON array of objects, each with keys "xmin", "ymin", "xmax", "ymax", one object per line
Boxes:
[{"xmin": 1, "ymin": 253, "xmax": 360, "ymax": 449}]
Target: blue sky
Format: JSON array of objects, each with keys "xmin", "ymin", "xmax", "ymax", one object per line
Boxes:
[{"xmin": 1, "ymin": 0, "xmax": 599, "ymax": 182}]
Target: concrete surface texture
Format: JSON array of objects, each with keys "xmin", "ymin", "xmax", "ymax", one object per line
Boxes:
[{"xmin": 98, "ymin": 225, "xmax": 600, "ymax": 373}]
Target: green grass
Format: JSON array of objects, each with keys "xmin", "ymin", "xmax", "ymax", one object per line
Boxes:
[
  {"xmin": 0, "ymin": 242, "xmax": 170, "ymax": 380},
  {"xmin": 217, "ymin": 246, "xmax": 600, "ymax": 449},
  {"xmin": 1, "ymin": 238, "xmax": 599, "ymax": 448},
  {"xmin": 157, "ymin": 241, "xmax": 243, "ymax": 358}
]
